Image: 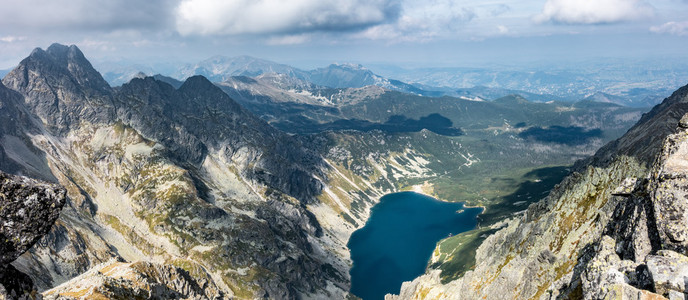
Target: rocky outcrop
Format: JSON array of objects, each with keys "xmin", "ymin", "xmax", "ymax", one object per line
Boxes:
[
  {"xmin": 0, "ymin": 172, "xmax": 66, "ymax": 266},
  {"xmin": 0, "ymin": 171, "xmax": 66, "ymax": 299},
  {"xmin": 389, "ymin": 84, "xmax": 688, "ymax": 299},
  {"xmin": 43, "ymin": 260, "xmax": 224, "ymax": 300},
  {"xmin": 577, "ymin": 124, "xmax": 688, "ymax": 299}
]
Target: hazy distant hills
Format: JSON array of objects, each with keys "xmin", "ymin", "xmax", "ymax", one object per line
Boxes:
[
  {"xmin": 215, "ymin": 71, "xmax": 647, "ymax": 141},
  {"xmin": 175, "ymin": 56, "xmax": 420, "ymax": 93},
  {"xmin": 95, "ymin": 55, "xmax": 571, "ymax": 103},
  {"xmin": 101, "ymin": 65, "xmax": 155, "ymax": 86},
  {"xmin": 374, "ymin": 64, "xmax": 688, "ymax": 107},
  {"xmin": 87, "ymin": 54, "xmax": 688, "ymax": 108},
  {"xmin": 174, "ymin": 55, "xmax": 309, "ymax": 82}
]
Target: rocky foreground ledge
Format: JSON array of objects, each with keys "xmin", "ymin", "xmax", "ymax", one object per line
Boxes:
[{"xmin": 0, "ymin": 171, "xmax": 66, "ymax": 299}]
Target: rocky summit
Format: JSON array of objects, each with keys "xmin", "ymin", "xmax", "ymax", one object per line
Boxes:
[
  {"xmin": 0, "ymin": 171, "xmax": 66, "ymax": 299},
  {"xmin": 389, "ymin": 85, "xmax": 688, "ymax": 298}
]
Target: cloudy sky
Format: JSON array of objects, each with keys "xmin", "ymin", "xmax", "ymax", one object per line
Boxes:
[{"xmin": 0, "ymin": 0, "xmax": 687, "ymax": 69}]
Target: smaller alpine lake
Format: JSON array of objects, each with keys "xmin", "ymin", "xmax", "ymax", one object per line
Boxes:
[{"xmin": 348, "ymin": 191, "xmax": 482, "ymax": 300}]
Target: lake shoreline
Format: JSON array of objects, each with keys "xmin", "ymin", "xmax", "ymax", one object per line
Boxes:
[{"xmin": 408, "ymin": 182, "xmax": 487, "ymax": 213}]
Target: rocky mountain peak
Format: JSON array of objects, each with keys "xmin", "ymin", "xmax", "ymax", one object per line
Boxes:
[
  {"xmin": 178, "ymin": 75, "xmax": 245, "ymax": 112},
  {"xmin": 2, "ymin": 43, "xmax": 115, "ymax": 133},
  {"xmin": 25, "ymin": 43, "xmax": 110, "ymax": 94},
  {"xmin": 179, "ymin": 74, "xmax": 218, "ymax": 91},
  {"xmin": 331, "ymin": 63, "xmax": 367, "ymax": 71},
  {"xmin": 0, "ymin": 44, "xmax": 345, "ymax": 298},
  {"xmin": 175, "ymin": 55, "xmax": 308, "ymax": 82},
  {"xmin": 45, "ymin": 43, "xmax": 77, "ymax": 65}
]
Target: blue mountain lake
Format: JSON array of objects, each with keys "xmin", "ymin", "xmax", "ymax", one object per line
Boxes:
[{"xmin": 347, "ymin": 191, "xmax": 482, "ymax": 300}]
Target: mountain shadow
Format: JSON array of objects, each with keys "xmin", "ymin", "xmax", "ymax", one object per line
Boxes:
[
  {"xmin": 518, "ymin": 126, "xmax": 603, "ymax": 146},
  {"xmin": 276, "ymin": 113, "xmax": 464, "ymax": 136}
]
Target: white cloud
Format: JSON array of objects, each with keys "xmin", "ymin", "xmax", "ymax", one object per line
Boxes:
[
  {"xmin": 497, "ymin": 25, "xmax": 509, "ymax": 34},
  {"xmin": 175, "ymin": 0, "xmax": 400, "ymax": 36},
  {"xmin": 535, "ymin": 0, "xmax": 654, "ymax": 24},
  {"xmin": 650, "ymin": 21, "xmax": 688, "ymax": 36},
  {"xmin": 0, "ymin": 36, "xmax": 27, "ymax": 43},
  {"xmin": 266, "ymin": 34, "xmax": 312, "ymax": 45},
  {"xmin": 355, "ymin": 0, "xmax": 477, "ymax": 42}
]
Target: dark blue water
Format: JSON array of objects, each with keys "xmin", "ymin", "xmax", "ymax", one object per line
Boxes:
[{"xmin": 347, "ymin": 192, "xmax": 482, "ymax": 300}]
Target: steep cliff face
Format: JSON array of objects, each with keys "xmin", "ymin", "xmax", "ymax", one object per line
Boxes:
[
  {"xmin": 116, "ymin": 75, "xmax": 326, "ymax": 202},
  {"xmin": 0, "ymin": 44, "xmax": 370, "ymax": 299},
  {"xmin": 0, "ymin": 171, "xmax": 66, "ymax": 299},
  {"xmin": 391, "ymin": 84, "xmax": 688, "ymax": 299},
  {"xmin": 0, "ymin": 81, "xmax": 51, "ymax": 181}
]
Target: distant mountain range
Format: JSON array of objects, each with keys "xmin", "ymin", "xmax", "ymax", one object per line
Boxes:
[
  {"xmin": 174, "ymin": 55, "xmax": 308, "ymax": 82},
  {"xmin": 87, "ymin": 56, "xmax": 678, "ymax": 108},
  {"xmin": 175, "ymin": 56, "xmax": 422, "ymax": 93},
  {"xmin": 372, "ymin": 64, "xmax": 687, "ymax": 107}
]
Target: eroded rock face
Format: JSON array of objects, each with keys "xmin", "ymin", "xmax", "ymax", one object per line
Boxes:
[
  {"xmin": 645, "ymin": 250, "xmax": 688, "ymax": 296},
  {"xmin": 43, "ymin": 260, "xmax": 224, "ymax": 300},
  {"xmin": 0, "ymin": 171, "xmax": 66, "ymax": 300},
  {"xmin": 651, "ymin": 130, "xmax": 688, "ymax": 254},
  {"xmin": 1, "ymin": 44, "xmax": 115, "ymax": 134},
  {"xmin": 0, "ymin": 171, "xmax": 66, "ymax": 264}
]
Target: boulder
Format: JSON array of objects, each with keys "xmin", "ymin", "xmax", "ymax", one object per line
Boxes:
[{"xmin": 0, "ymin": 171, "xmax": 66, "ymax": 299}]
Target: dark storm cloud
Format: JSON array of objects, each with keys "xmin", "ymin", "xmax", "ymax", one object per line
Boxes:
[{"xmin": 175, "ymin": 0, "xmax": 402, "ymax": 36}]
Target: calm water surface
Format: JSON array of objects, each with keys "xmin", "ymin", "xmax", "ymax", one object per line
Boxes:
[{"xmin": 347, "ymin": 191, "xmax": 482, "ymax": 300}]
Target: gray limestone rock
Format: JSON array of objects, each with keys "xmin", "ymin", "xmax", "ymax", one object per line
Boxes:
[
  {"xmin": 42, "ymin": 260, "xmax": 225, "ymax": 300},
  {"xmin": 651, "ymin": 130, "xmax": 688, "ymax": 255},
  {"xmin": 645, "ymin": 250, "xmax": 688, "ymax": 297},
  {"xmin": 582, "ymin": 236, "xmax": 641, "ymax": 300},
  {"xmin": 1, "ymin": 43, "xmax": 115, "ymax": 134},
  {"xmin": 668, "ymin": 290, "xmax": 686, "ymax": 300},
  {"xmin": 679, "ymin": 113, "xmax": 688, "ymax": 128},
  {"xmin": 0, "ymin": 171, "xmax": 65, "ymax": 300},
  {"xmin": 0, "ymin": 171, "xmax": 66, "ymax": 264}
]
